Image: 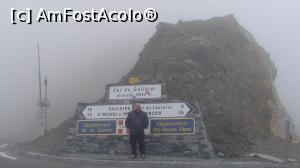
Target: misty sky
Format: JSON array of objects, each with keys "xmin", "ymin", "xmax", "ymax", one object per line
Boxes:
[{"xmin": 0, "ymin": 0, "xmax": 299, "ymax": 140}]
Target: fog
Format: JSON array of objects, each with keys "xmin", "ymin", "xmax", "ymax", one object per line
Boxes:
[{"xmin": 0, "ymin": 0, "xmax": 299, "ymax": 140}]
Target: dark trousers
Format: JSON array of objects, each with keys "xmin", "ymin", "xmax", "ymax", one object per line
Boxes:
[{"xmin": 129, "ymin": 133, "xmax": 145, "ymax": 155}]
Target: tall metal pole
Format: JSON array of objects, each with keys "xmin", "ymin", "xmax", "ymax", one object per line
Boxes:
[
  {"xmin": 36, "ymin": 43, "xmax": 50, "ymax": 135},
  {"xmin": 37, "ymin": 43, "xmax": 45, "ymax": 135},
  {"xmin": 284, "ymin": 119, "xmax": 290, "ymax": 161}
]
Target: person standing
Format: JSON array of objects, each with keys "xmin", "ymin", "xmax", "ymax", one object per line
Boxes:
[{"xmin": 125, "ymin": 103, "xmax": 149, "ymax": 158}]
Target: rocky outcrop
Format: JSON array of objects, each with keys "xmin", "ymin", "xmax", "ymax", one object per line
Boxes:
[{"xmin": 116, "ymin": 14, "xmax": 298, "ymax": 155}]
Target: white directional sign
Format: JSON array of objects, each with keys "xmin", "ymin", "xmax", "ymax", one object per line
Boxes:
[
  {"xmin": 82, "ymin": 104, "xmax": 132, "ymax": 119},
  {"xmin": 142, "ymin": 103, "xmax": 190, "ymax": 118},
  {"xmin": 82, "ymin": 102, "xmax": 190, "ymax": 119},
  {"xmin": 108, "ymin": 84, "xmax": 162, "ymax": 100}
]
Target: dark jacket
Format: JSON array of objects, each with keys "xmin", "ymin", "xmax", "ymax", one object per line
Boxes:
[{"xmin": 125, "ymin": 110, "xmax": 149, "ymax": 135}]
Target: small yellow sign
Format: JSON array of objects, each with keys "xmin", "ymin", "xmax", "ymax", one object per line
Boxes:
[{"xmin": 128, "ymin": 77, "xmax": 140, "ymax": 85}]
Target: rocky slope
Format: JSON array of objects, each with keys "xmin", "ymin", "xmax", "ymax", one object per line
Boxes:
[
  {"xmin": 117, "ymin": 14, "xmax": 298, "ymax": 155},
  {"xmin": 15, "ymin": 14, "xmax": 298, "ymax": 157}
]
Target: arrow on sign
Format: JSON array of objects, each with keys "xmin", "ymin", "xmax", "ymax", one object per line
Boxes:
[
  {"xmin": 82, "ymin": 104, "xmax": 132, "ymax": 119},
  {"xmin": 82, "ymin": 103, "xmax": 191, "ymax": 119},
  {"xmin": 141, "ymin": 103, "xmax": 190, "ymax": 118}
]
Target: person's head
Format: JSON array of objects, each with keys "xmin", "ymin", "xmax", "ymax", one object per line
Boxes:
[{"xmin": 133, "ymin": 103, "xmax": 142, "ymax": 112}]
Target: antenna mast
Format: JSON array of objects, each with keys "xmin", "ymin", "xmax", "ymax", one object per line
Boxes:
[{"xmin": 35, "ymin": 43, "xmax": 50, "ymax": 135}]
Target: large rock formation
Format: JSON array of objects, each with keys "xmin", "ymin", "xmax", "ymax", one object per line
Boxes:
[
  {"xmin": 15, "ymin": 14, "xmax": 298, "ymax": 157},
  {"xmin": 116, "ymin": 14, "xmax": 298, "ymax": 155}
]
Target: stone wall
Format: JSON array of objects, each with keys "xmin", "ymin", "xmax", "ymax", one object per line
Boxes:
[
  {"xmin": 69, "ymin": 82, "xmax": 215, "ymax": 158},
  {"xmin": 72, "ymin": 103, "xmax": 214, "ymax": 158}
]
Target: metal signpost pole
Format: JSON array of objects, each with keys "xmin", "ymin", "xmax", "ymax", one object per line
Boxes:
[{"xmin": 284, "ymin": 119, "xmax": 290, "ymax": 161}]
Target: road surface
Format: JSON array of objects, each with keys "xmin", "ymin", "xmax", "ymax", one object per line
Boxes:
[
  {"xmin": 0, "ymin": 150, "xmax": 127, "ymax": 168},
  {"xmin": 1, "ymin": 144, "xmax": 298, "ymax": 168},
  {"xmin": 0, "ymin": 153, "xmax": 85, "ymax": 168},
  {"xmin": 0, "ymin": 143, "xmax": 101, "ymax": 168}
]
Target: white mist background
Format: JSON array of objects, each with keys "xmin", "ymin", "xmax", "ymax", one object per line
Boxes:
[{"xmin": 0, "ymin": 0, "xmax": 299, "ymax": 140}]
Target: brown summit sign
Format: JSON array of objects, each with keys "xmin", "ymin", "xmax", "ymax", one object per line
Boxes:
[{"xmin": 128, "ymin": 77, "xmax": 140, "ymax": 85}]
